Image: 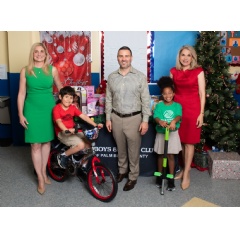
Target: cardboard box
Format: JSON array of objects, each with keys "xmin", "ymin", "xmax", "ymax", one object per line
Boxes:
[
  {"xmin": 84, "ymin": 85, "xmax": 95, "ymax": 98},
  {"xmin": 207, "ymin": 150, "xmax": 240, "ymax": 179},
  {"xmin": 87, "ymin": 94, "xmax": 100, "ymax": 116},
  {"xmin": 98, "ymin": 93, "xmax": 105, "ymax": 115},
  {"xmin": 72, "ymin": 86, "xmax": 87, "ymax": 114}
]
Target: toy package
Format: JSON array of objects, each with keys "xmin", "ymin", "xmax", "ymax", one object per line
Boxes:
[
  {"xmin": 71, "ymin": 86, "xmax": 87, "ymax": 114},
  {"xmin": 87, "ymin": 95, "xmax": 100, "ymax": 116}
]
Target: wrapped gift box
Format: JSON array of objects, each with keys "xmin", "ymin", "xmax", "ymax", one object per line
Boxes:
[
  {"xmin": 207, "ymin": 150, "xmax": 240, "ymax": 179},
  {"xmin": 193, "ymin": 152, "xmax": 208, "ymax": 169}
]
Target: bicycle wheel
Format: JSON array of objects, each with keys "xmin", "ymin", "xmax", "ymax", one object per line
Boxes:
[
  {"xmin": 87, "ymin": 162, "xmax": 118, "ymax": 202},
  {"xmin": 47, "ymin": 149, "xmax": 67, "ymax": 182}
]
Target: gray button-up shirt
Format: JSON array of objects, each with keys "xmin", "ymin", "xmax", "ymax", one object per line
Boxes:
[{"xmin": 105, "ymin": 66, "xmax": 151, "ymax": 122}]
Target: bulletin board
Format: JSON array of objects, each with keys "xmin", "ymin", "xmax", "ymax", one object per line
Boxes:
[{"xmin": 220, "ymin": 31, "xmax": 240, "ymax": 66}]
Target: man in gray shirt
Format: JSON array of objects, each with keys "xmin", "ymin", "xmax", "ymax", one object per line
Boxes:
[{"xmin": 105, "ymin": 46, "xmax": 151, "ymax": 191}]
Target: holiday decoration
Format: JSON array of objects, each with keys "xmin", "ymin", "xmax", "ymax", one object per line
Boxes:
[
  {"xmin": 73, "ymin": 52, "xmax": 85, "ymax": 66},
  {"xmin": 40, "ymin": 31, "xmax": 91, "ymax": 92},
  {"xmin": 195, "ymin": 31, "xmax": 240, "ymax": 152},
  {"xmin": 96, "ymin": 80, "xmax": 107, "ymax": 94},
  {"xmin": 192, "ymin": 152, "xmax": 209, "ymax": 171},
  {"xmin": 147, "ymin": 31, "xmax": 154, "ymax": 83},
  {"xmin": 100, "ymin": 31, "xmax": 105, "ymax": 83},
  {"xmin": 57, "ymin": 60, "xmax": 74, "ymax": 77}
]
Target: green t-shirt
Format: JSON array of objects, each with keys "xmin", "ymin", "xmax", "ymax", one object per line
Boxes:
[{"xmin": 153, "ymin": 101, "xmax": 182, "ymax": 134}]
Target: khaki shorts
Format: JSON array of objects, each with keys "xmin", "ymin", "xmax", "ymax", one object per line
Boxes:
[{"xmin": 58, "ymin": 131, "xmax": 85, "ymax": 147}]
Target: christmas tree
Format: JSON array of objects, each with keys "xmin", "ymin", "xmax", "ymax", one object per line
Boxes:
[{"xmin": 194, "ymin": 31, "xmax": 240, "ymax": 152}]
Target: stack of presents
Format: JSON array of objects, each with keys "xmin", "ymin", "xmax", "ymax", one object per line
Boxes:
[
  {"xmin": 72, "ymin": 85, "xmax": 105, "ymax": 116},
  {"xmin": 71, "ymin": 81, "xmax": 107, "ymax": 124},
  {"xmin": 193, "ymin": 146, "xmax": 240, "ymax": 180}
]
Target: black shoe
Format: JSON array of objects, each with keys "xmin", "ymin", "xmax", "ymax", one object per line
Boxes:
[
  {"xmin": 167, "ymin": 178, "xmax": 175, "ymax": 191},
  {"xmin": 116, "ymin": 173, "xmax": 128, "ymax": 183},
  {"xmin": 57, "ymin": 154, "xmax": 68, "ymax": 169},
  {"xmin": 156, "ymin": 175, "xmax": 163, "ymax": 188},
  {"xmin": 123, "ymin": 180, "xmax": 137, "ymax": 191}
]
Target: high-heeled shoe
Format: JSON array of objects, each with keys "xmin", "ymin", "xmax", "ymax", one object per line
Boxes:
[
  {"xmin": 181, "ymin": 181, "xmax": 190, "ymax": 190},
  {"xmin": 37, "ymin": 187, "xmax": 45, "ymax": 195},
  {"xmin": 45, "ymin": 178, "xmax": 51, "ymax": 185},
  {"xmin": 174, "ymin": 170, "xmax": 183, "ymax": 180},
  {"xmin": 181, "ymin": 171, "xmax": 190, "ymax": 190}
]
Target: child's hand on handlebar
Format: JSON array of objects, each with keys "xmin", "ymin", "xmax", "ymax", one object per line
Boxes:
[
  {"xmin": 96, "ymin": 123, "xmax": 104, "ymax": 129},
  {"xmin": 64, "ymin": 128, "xmax": 76, "ymax": 134},
  {"xmin": 159, "ymin": 120, "xmax": 168, "ymax": 128}
]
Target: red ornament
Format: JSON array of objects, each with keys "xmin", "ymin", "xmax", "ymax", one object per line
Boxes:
[
  {"xmin": 57, "ymin": 60, "xmax": 74, "ymax": 77},
  {"xmin": 203, "ymin": 144, "xmax": 211, "ymax": 152},
  {"xmin": 82, "ymin": 36, "xmax": 89, "ymax": 45},
  {"xmin": 51, "ymin": 53, "xmax": 59, "ymax": 63}
]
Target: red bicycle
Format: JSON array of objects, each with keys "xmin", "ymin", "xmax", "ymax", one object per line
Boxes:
[{"xmin": 47, "ymin": 126, "xmax": 118, "ymax": 202}]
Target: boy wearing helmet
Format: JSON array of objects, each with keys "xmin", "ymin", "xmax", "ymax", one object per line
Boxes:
[{"xmin": 53, "ymin": 86, "xmax": 103, "ymax": 169}]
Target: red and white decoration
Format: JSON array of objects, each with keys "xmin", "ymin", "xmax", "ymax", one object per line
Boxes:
[{"xmin": 40, "ymin": 31, "xmax": 91, "ymax": 92}]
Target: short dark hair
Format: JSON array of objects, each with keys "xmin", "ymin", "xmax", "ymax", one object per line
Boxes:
[
  {"xmin": 118, "ymin": 46, "xmax": 132, "ymax": 56},
  {"xmin": 157, "ymin": 76, "xmax": 175, "ymax": 94},
  {"xmin": 59, "ymin": 86, "xmax": 75, "ymax": 97}
]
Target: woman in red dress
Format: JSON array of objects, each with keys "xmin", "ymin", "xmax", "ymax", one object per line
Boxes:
[{"xmin": 170, "ymin": 45, "xmax": 206, "ymax": 190}]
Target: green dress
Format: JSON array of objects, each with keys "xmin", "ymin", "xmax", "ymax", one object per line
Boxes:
[{"xmin": 24, "ymin": 65, "xmax": 56, "ymax": 143}]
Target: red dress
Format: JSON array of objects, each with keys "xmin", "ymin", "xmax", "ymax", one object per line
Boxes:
[{"xmin": 170, "ymin": 67, "xmax": 203, "ymax": 144}]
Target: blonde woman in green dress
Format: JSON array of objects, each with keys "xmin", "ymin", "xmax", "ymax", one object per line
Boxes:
[{"xmin": 18, "ymin": 42, "xmax": 62, "ymax": 195}]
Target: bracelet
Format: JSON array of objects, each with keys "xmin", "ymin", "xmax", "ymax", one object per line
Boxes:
[{"xmin": 201, "ymin": 112, "xmax": 204, "ymax": 115}]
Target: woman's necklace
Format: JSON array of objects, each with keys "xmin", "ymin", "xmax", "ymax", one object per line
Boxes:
[
  {"xmin": 36, "ymin": 68, "xmax": 41, "ymax": 74},
  {"xmin": 34, "ymin": 66, "xmax": 42, "ymax": 74}
]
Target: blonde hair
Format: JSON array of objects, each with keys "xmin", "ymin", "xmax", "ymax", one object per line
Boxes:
[
  {"xmin": 27, "ymin": 42, "xmax": 50, "ymax": 76},
  {"xmin": 176, "ymin": 45, "xmax": 200, "ymax": 70}
]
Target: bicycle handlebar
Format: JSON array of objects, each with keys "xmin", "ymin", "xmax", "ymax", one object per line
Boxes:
[
  {"xmin": 64, "ymin": 126, "xmax": 99, "ymax": 135},
  {"xmin": 65, "ymin": 126, "xmax": 78, "ymax": 134}
]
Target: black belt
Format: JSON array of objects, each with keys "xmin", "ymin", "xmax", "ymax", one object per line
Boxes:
[{"xmin": 112, "ymin": 109, "xmax": 141, "ymax": 118}]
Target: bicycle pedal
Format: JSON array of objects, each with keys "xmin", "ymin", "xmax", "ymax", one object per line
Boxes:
[{"xmin": 67, "ymin": 164, "xmax": 77, "ymax": 175}]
